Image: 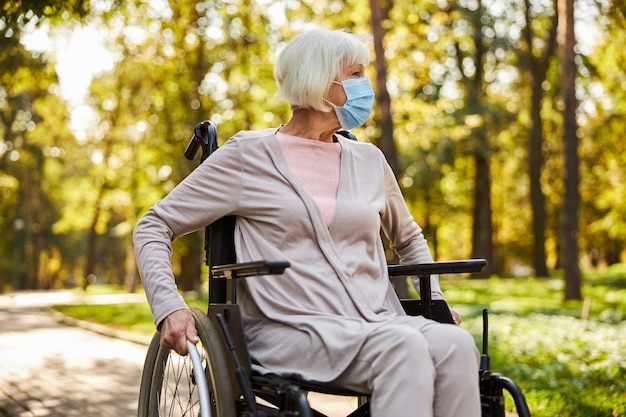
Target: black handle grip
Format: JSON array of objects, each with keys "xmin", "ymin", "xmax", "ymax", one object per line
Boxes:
[{"xmin": 184, "ymin": 120, "xmax": 218, "ymax": 161}]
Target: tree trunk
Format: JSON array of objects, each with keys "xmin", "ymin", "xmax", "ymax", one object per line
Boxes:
[
  {"xmin": 178, "ymin": 232, "xmax": 203, "ymax": 293},
  {"xmin": 559, "ymin": 0, "xmax": 582, "ymax": 300},
  {"xmin": 471, "ymin": 149, "xmax": 494, "ymax": 276},
  {"xmin": 468, "ymin": 0, "xmax": 495, "ymax": 276},
  {"xmin": 83, "ymin": 196, "xmax": 102, "ymax": 290},
  {"xmin": 174, "ymin": 6, "xmax": 210, "ymax": 295},
  {"xmin": 368, "ymin": 0, "xmax": 399, "ymax": 177},
  {"xmin": 523, "ymin": 0, "xmax": 558, "ymax": 277},
  {"xmin": 369, "ymin": 0, "xmax": 408, "ymax": 297},
  {"xmin": 528, "ymin": 86, "xmax": 548, "ymax": 277}
]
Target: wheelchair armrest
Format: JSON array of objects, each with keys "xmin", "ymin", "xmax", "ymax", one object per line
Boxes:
[
  {"xmin": 211, "ymin": 260, "xmax": 291, "ymax": 279},
  {"xmin": 390, "ymin": 259, "xmax": 486, "ymax": 323},
  {"xmin": 388, "ymin": 259, "xmax": 487, "ymax": 277}
]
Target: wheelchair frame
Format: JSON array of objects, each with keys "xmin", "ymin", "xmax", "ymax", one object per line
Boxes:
[{"xmin": 138, "ymin": 120, "xmax": 531, "ymax": 417}]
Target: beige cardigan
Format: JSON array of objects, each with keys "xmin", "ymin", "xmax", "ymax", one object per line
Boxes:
[{"xmin": 133, "ymin": 128, "xmax": 444, "ymax": 381}]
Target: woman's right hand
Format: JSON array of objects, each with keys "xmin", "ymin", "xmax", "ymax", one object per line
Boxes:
[{"xmin": 159, "ymin": 308, "xmax": 199, "ymax": 355}]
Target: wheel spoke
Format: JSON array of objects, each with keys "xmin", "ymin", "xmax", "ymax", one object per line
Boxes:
[{"xmin": 152, "ymin": 351, "xmax": 201, "ymax": 417}]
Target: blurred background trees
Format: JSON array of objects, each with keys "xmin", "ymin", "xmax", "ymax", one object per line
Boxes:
[{"xmin": 1, "ymin": 0, "xmax": 624, "ymax": 300}]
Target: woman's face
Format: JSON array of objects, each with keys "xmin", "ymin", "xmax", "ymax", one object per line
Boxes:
[{"xmin": 326, "ymin": 64, "xmax": 366, "ymax": 106}]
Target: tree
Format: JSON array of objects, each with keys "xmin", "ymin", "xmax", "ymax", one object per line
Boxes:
[
  {"xmin": 558, "ymin": 0, "xmax": 581, "ymax": 300},
  {"xmin": 369, "ymin": 0, "xmax": 412, "ymax": 296},
  {"xmin": 522, "ymin": 0, "xmax": 558, "ymax": 277},
  {"xmin": 79, "ymin": 0, "xmax": 285, "ymax": 291},
  {"xmin": 5, "ymin": 0, "xmax": 626, "ymax": 292},
  {"xmin": 463, "ymin": 0, "xmax": 495, "ymax": 276},
  {"xmin": 579, "ymin": 0, "xmax": 626, "ymax": 267},
  {"xmin": 369, "ymin": 0, "xmax": 399, "ymax": 176},
  {"xmin": 0, "ymin": 11, "xmax": 77, "ymax": 289}
]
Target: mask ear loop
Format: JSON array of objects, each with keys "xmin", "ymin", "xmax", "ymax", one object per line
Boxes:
[
  {"xmin": 324, "ymin": 98, "xmax": 339, "ymax": 107},
  {"xmin": 324, "ymin": 80, "xmax": 345, "ymax": 109}
]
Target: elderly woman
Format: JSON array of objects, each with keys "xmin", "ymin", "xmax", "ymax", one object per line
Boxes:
[{"xmin": 134, "ymin": 28, "xmax": 480, "ymax": 417}]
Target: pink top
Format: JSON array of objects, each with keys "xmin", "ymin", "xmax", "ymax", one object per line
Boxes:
[{"xmin": 276, "ymin": 132, "xmax": 341, "ymax": 227}]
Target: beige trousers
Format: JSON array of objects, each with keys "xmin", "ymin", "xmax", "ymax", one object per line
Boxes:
[{"xmin": 330, "ymin": 316, "xmax": 481, "ymax": 417}]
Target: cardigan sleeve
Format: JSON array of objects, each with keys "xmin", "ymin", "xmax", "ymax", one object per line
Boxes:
[
  {"xmin": 133, "ymin": 137, "xmax": 244, "ymax": 326},
  {"xmin": 378, "ymin": 153, "xmax": 446, "ymax": 301}
]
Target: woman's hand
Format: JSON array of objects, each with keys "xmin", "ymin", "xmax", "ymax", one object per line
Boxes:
[
  {"xmin": 159, "ymin": 308, "xmax": 199, "ymax": 355},
  {"xmin": 451, "ymin": 309, "xmax": 462, "ymax": 325}
]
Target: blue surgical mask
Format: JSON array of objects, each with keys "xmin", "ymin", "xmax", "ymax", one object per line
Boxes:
[{"xmin": 327, "ymin": 77, "xmax": 375, "ymax": 130}]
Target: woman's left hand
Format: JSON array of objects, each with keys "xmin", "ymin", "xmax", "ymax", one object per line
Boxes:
[{"xmin": 451, "ymin": 309, "xmax": 462, "ymax": 325}]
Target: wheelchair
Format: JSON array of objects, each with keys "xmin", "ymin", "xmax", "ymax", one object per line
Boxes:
[{"xmin": 137, "ymin": 120, "xmax": 531, "ymax": 417}]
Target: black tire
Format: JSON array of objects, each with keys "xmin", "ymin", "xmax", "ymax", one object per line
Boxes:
[{"xmin": 137, "ymin": 307, "xmax": 237, "ymax": 417}]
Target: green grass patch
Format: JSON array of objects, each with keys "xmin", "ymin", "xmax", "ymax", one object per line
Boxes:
[
  {"xmin": 51, "ymin": 298, "xmax": 207, "ymax": 336},
  {"xmin": 442, "ymin": 274, "xmax": 626, "ymax": 417},
  {"xmin": 51, "ymin": 273, "xmax": 626, "ymax": 417},
  {"xmin": 71, "ymin": 284, "xmax": 133, "ymax": 295}
]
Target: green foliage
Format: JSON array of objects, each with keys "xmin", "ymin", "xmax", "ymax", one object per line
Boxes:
[
  {"xmin": 442, "ymin": 273, "xmax": 626, "ymax": 417},
  {"xmin": 2, "ymin": 0, "xmax": 626, "ymax": 292},
  {"xmin": 472, "ymin": 314, "xmax": 626, "ymax": 417},
  {"xmin": 1, "ymin": 0, "xmax": 91, "ymax": 36},
  {"xmin": 0, "ymin": 19, "xmax": 75, "ymax": 289},
  {"xmin": 578, "ymin": 9, "xmax": 626, "ymax": 266}
]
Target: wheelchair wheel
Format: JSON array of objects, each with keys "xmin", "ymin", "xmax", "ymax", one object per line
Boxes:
[{"xmin": 138, "ymin": 307, "xmax": 236, "ymax": 417}]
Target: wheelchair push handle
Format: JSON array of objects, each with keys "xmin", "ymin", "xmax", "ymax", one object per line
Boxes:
[{"xmin": 184, "ymin": 120, "xmax": 218, "ymax": 162}]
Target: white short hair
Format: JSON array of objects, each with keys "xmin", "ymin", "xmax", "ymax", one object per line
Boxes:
[{"xmin": 274, "ymin": 28, "xmax": 370, "ymax": 112}]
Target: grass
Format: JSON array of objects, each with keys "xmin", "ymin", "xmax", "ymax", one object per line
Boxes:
[
  {"xmin": 441, "ymin": 272, "xmax": 626, "ymax": 417},
  {"xmin": 51, "ymin": 298, "xmax": 207, "ymax": 336},
  {"xmin": 52, "ymin": 302, "xmax": 157, "ymax": 336},
  {"xmin": 71, "ymin": 283, "xmax": 134, "ymax": 295},
  {"xmin": 51, "ymin": 269, "xmax": 626, "ymax": 417}
]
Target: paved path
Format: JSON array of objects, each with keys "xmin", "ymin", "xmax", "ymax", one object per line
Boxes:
[
  {"xmin": 0, "ymin": 305, "xmax": 147, "ymax": 417},
  {"xmin": 0, "ymin": 291, "xmax": 356, "ymax": 417}
]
